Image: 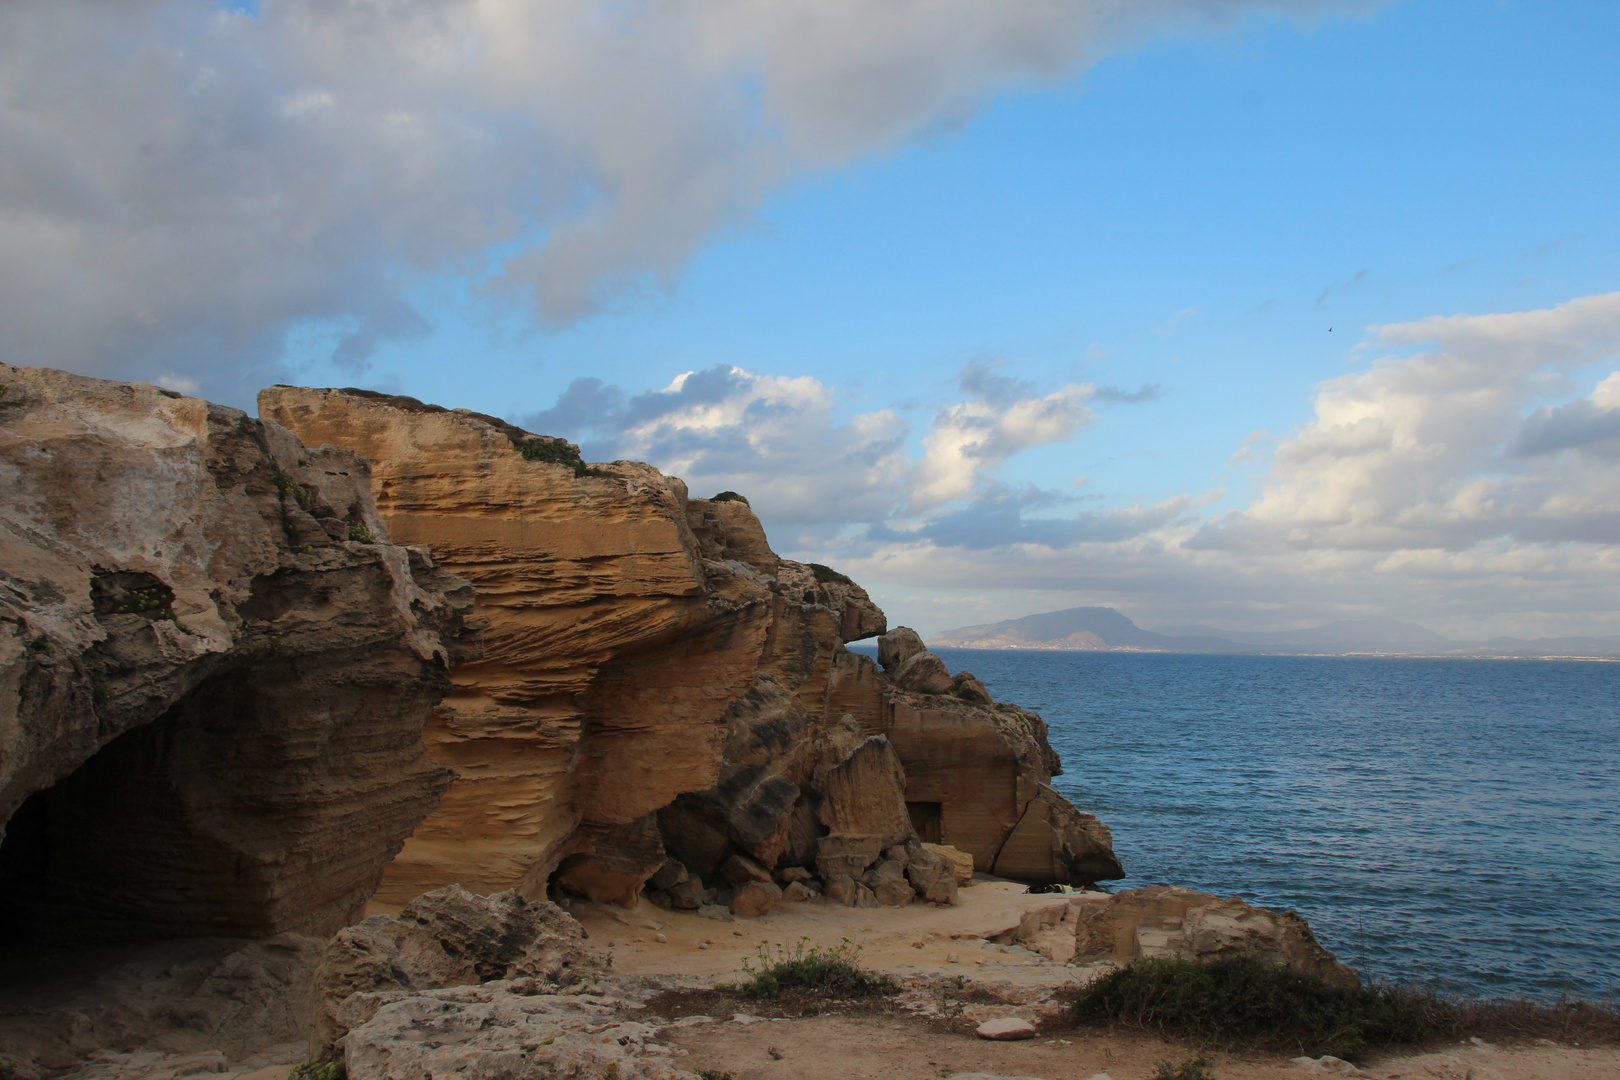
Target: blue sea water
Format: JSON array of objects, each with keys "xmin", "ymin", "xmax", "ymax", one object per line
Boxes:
[{"xmin": 921, "ymin": 648, "xmax": 1620, "ymax": 1000}]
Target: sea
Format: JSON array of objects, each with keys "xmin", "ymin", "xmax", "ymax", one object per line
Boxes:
[{"xmin": 866, "ymin": 646, "xmax": 1620, "ymax": 1001}]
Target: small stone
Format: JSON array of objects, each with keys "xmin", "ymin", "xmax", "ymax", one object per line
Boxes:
[
  {"xmin": 975, "ymin": 1017, "xmax": 1037, "ymax": 1041},
  {"xmin": 697, "ymin": 904, "xmax": 734, "ymax": 922},
  {"xmin": 697, "ymin": 943, "xmax": 708, "ymax": 950},
  {"xmin": 911, "ymin": 940, "xmax": 925, "ymax": 948},
  {"xmin": 767, "ymin": 1046, "xmax": 784, "ymax": 1060},
  {"xmin": 654, "ymin": 933, "xmax": 667, "ymax": 943}
]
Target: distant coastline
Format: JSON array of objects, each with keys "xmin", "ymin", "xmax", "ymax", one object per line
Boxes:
[{"xmin": 917, "ymin": 605, "xmax": 1620, "ymax": 660}]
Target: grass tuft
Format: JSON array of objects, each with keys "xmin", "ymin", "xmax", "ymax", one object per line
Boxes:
[
  {"xmin": 1153, "ymin": 1057, "xmax": 1216, "ymax": 1080},
  {"xmin": 720, "ymin": 937, "xmax": 898, "ymax": 1000},
  {"xmin": 289, "ymin": 1064, "xmax": 344, "ymax": 1080},
  {"xmin": 711, "ymin": 490, "xmax": 750, "ymax": 505}
]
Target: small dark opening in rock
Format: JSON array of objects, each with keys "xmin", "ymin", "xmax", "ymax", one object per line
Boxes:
[{"xmin": 907, "ymin": 801, "xmax": 943, "ymax": 844}]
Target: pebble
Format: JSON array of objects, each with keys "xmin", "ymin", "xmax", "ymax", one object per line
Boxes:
[
  {"xmin": 946, "ymin": 953, "xmax": 961, "ymax": 963},
  {"xmin": 654, "ymin": 933, "xmax": 667, "ymax": 943}
]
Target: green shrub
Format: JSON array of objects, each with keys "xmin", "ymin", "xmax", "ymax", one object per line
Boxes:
[
  {"xmin": 289, "ymin": 1063, "xmax": 344, "ymax": 1080},
  {"xmin": 519, "ymin": 439, "xmax": 589, "ymax": 476},
  {"xmin": 807, "ymin": 562, "xmax": 854, "ymax": 586},
  {"xmin": 721, "ymin": 937, "xmax": 897, "ymax": 1000},
  {"xmin": 346, "ymin": 523, "xmax": 374, "ymax": 542},
  {"xmin": 1069, "ymin": 958, "xmax": 1440, "ymax": 1062},
  {"xmin": 711, "ymin": 490, "xmax": 749, "ymax": 505},
  {"xmin": 1153, "ymin": 1058, "xmax": 1215, "ymax": 1080}
]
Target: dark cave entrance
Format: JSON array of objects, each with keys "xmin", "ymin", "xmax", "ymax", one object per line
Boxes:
[{"xmin": 0, "ymin": 695, "xmax": 246, "ymax": 946}]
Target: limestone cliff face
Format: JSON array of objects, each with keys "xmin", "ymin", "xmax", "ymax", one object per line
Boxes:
[
  {"xmin": 0, "ymin": 366, "xmax": 478, "ymax": 942},
  {"xmin": 264, "ymin": 386, "xmax": 1121, "ymax": 908}
]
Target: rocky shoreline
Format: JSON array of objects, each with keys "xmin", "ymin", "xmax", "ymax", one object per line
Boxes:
[{"xmin": 13, "ymin": 366, "xmax": 1595, "ymax": 1080}]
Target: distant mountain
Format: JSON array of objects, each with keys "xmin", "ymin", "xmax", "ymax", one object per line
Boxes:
[{"xmin": 930, "ymin": 607, "xmax": 1620, "ymax": 658}]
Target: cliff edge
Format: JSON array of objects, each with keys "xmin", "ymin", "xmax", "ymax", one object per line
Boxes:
[{"xmin": 262, "ymin": 385, "xmax": 1121, "ymax": 910}]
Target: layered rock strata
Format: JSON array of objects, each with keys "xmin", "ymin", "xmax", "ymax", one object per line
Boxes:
[
  {"xmin": 0, "ymin": 366, "xmax": 478, "ymax": 941},
  {"xmin": 264, "ymin": 386, "xmax": 1121, "ymax": 915}
]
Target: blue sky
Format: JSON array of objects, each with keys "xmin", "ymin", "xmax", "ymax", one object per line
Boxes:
[{"xmin": 4, "ymin": 0, "xmax": 1618, "ymax": 637}]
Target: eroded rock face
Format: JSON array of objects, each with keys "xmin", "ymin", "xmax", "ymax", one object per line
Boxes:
[
  {"xmin": 0, "ymin": 367, "xmax": 478, "ymax": 942},
  {"xmin": 262, "ymin": 387, "xmax": 1120, "ymax": 904},
  {"xmin": 311, "ymin": 885, "xmax": 596, "ymax": 1057},
  {"xmin": 1070, "ymin": 885, "xmax": 1360, "ymax": 987}
]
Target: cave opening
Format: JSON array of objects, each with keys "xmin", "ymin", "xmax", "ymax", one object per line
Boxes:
[{"xmin": 0, "ymin": 692, "xmax": 246, "ymax": 947}]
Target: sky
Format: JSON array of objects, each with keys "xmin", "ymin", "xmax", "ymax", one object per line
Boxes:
[{"xmin": 3, "ymin": 0, "xmax": 1618, "ymax": 639}]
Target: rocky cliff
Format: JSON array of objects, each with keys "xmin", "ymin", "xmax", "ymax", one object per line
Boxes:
[
  {"xmin": 0, "ymin": 366, "xmax": 479, "ymax": 942},
  {"xmin": 263, "ymin": 386, "xmax": 1121, "ymax": 913}
]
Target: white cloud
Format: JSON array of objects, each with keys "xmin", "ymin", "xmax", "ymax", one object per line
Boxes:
[
  {"xmin": 0, "ymin": 0, "xmax": 1373, "ymax": 404},
  {"xmin": 780, "ymin": 292, "xmax": 1620, "ymax": 638}
]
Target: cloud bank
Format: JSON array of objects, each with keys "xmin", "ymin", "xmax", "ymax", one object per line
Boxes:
[
  {"xmin": 529, "ymin": 292, "xmax": 1620, "ymax": 637},
  {"xmin": 1, "ymin": 0, "xmax": 1369, "ymax": 402}
]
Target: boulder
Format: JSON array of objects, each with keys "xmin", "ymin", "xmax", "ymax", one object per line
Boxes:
[
  {"xmin": 309, "ymin": 886, "xmax": 594, "ymax": 1058},
  {"xmin": 729, "ymin": 881, "xmax": 783, "ymax": 917},
  {"xmin": 554, "ymin": 814, "xmax": 666, "ymax": 908},
  {"xmin": 781, "ymin": 881, "xmax": 816, "ymax": 902},
  {"xmin": 777, "ymin": 866, "xmax": 814, "ymax": 884},
  {"xmin": 923, "ymin": 843, "xmax": 975, "ymax": 886},
  {"xmin": 905, "ymin": 846, "xmax": 960, "ymax": 905},
  {"xmin": 649, "ymin": 859, "xmax": 690, "ymax": 892},
  {"xmin": 950, "ymin": 671, "xmax": 994, "ymax": 705},
  {"xmin": 664, "ymin": 877, "xmax": 707, "ymax": 910},
  {"xmin": 718, "ymin": 853, "xmax": 774, "ymax": 887},
  {"xmin": 1070, "ymin": 886, "xmax": 1360, "ymax": 988},
  {"xmin": 822, "ymin": 875, "xmax": 857, "ymax": 906},
  {"xmin": 864, "ymin": 862, "xmax": 916, "ymax": 907},
  {"xmin": 893, "ymin": 650, "xmax": 954, "ymax": 694},
  {"xmin": 876, "ymin": 626, "xmax": 926, "ymax": 672}
]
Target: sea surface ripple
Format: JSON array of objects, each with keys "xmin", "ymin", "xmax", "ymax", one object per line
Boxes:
[{"xmin": 928, "ymin": 648, "xmax": 1620, "ymax": 1000}]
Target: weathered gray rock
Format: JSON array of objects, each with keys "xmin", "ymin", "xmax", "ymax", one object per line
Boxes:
[
  {"xmin": 951, "ymin": 671, "xmax": 994, "ymax": 705},
  {"xmin": 876, "ymin": 626, "xmax": 926, "ymax": 672},
  {"xmin": 893, "ymin": 650, "xmax": 954, "ymax": 694},
  {"xmin": 696, "ymin": 904, "xmax": 734, "ymax": 922},
  {"xmin": 309, "ymin": 886, "xmax": 594, "ymax": 1058},
  {"xmin": 1071, "ymin": 885, "xmax": 1359, "ymax": 988},
  {"xmin": 729, "ymin": 880, "xmax": 783, "ymax": 917},
  {"xmin": 341, "ymin": 981, "xmax": 684, "ymax": 1080},
  {"xmin": 0, "ymin": 366, "xmax": 478, "ymax": 943},
  {"xmin": 862, "ymin": 859, "xmax": 915, "ymax": 907},
  {"xmin": 975, "ymin": 1017, "xmax": 1038, "ymax": 1041}
]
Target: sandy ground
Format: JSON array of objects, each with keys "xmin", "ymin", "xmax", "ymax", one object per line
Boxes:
[
  {"xmin": 569, "ymin": 883, "xmax": 1620, "ymax": 1080},
  {"xmin": 663, "ymin": 1013, "xmax": 1620, "ymax": 1080},
  {"xmin": 568, "ymin": 878, "xmax": 1088, "ymax": 985}
]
